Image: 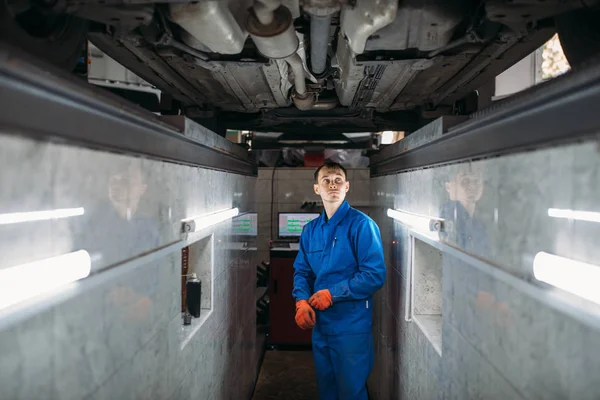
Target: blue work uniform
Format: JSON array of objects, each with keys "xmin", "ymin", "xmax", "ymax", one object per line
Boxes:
[
  {"xmin": 293, "ymin": 200, "xmax": 386, "ymax": 400},
  {"xmin": 440, "ymin": 200, "xmax": 490, "ymax": 257}
]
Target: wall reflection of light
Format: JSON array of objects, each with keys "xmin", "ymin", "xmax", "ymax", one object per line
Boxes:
[
  {"xmin": 0, "ymin": 207, "xmax": 84, "ymax": 225},
  {"xmin": 0, "ymin": 250, "xmax": 91, "ymax": 311},
  {"xmin": 533, "ymin": 251, "xmax": 600, "ymax": 305},
  {"xmin": 548, "ymin": 208, "xmax": 600, "ymax": 223}
]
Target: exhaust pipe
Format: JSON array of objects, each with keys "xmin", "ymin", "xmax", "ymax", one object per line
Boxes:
[
  {"xmin": 246, "ymin": 1, "xmax": 308, "ymax": 98},
  {"xmin": 247, "ymin": 0, "xmax": 338, "ymax": 110},
  {"xmin": 309, "ymin": 13, "xmax": 332, "ymax": 76},
  {"xmin": 284, "ymin": 53, "xmax": 307, "ymax": 98},
  {"xmin": 253, "ymin": 0, "xmax": 280, "ymax": 25}
]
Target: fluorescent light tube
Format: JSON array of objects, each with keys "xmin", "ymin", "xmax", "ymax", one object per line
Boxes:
[
  {"xmin": 533, "ymin": 251, "xmax": 600, "ymax": 305},
  {"xmin": 182, "ymin": 208, "xmax": 239, "ymax": 233},
  {"xmin": 548, "ymin": 208, "xmax": 600, "ymax": 223},
  {"xmin": 0, "ymin": 250, "xmax": 91, "ymax": 311},
  {"xmin": 0, "ymin": 207, "xmax": 84, "ymax": 225},
  {"xmin": 387, "ymin": 208, "xmax": 444, "ymax": 234}
]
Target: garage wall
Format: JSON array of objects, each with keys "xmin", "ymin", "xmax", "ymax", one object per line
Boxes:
[
  {"xmin": 0, "ymin": 132, "xmax": 258, "ymax": 400},
  {"xmin": 368, "ymin": 139, "xmax": 600, "ymax": 399}
]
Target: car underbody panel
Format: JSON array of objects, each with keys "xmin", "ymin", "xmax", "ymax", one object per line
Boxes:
[{"xmin": 6, "ymin": 0, "xmax": 592, "ymax": 134}]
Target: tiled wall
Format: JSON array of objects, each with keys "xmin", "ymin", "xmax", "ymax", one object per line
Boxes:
[
  {"xmin": 368, "ymin": 139, "xmax": 600, "ymax": 399},
  {"xmin": 255, "ymin": 167, "xmax": 372, "ymax": 262},
  {"xmin": 0, "ymin": 133, "xmax": 259, "ymax": 400}
]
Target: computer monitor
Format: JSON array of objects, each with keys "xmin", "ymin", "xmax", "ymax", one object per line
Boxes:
[
  {"xmin": 278, "ymin": 212, "xmax": 320, "ymax": 238},
  {"xmin": 231, "ymin": 212, "xmax": 258, "ymax": 236}
]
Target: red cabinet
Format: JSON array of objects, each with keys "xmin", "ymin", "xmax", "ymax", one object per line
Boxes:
[{"xmin": 269, "ymin": 250, "xmax": 312, "ymax": 345}]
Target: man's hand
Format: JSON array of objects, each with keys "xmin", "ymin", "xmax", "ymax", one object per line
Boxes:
[
  {"xmin": 308, "ymin": 289, "xmax": 333, "ymax": 311},
  {"xmin": 295, "ymin": 300, "xmax": 316, "ymax": 329}
]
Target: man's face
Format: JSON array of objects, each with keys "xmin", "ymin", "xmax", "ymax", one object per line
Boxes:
[
  {"xmin": 314, "ymin": 168, "xmax": 350, "ymax": 204},
  {"xmin": 445, "ymin": 170, "xmax": 484, "ymax": 204},
  {"xmin": 108, "ymin": 165, "xmax": 148, "ymax": 219}
]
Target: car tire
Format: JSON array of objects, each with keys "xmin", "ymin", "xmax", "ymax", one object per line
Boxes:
[
  {"xmin": 556, "ymin": 7, "xmax": 600, "ymax": 69},
  {"xmin": 0, "ymin": 0, "xmax": 88, "ymax": 71}
]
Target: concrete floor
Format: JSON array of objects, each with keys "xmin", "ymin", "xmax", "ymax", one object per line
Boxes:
[{"xmin": 251, "ymin": 350, "xmax": 319, "ymax": 400}]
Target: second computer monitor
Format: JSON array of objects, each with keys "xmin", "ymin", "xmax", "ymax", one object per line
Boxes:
[
  {"xmin": 278, "ymin": 212, "xmax": 320, "ymax": 238},
  {"xmin": 232, "ymin": 212, "xmax": 258, "ymax": 236}
]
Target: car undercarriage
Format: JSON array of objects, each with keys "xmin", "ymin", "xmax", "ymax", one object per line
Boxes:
[{"xmin": 2, "ymin": 0, "xmax": 600, "ymax": 137}]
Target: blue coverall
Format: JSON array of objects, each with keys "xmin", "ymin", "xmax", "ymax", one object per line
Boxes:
[
  {"xmin": 439, "ymin": 200, "xmax": 490, "ymax": 256},
  {"xmin": 292, "ymin": 200, "xmax": 386, "ymax": 400}
]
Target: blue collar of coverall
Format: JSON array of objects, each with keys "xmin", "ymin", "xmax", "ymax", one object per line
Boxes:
[{"xmin": 318, "ymin": 200, "xmax": 351, "ymax": 227}]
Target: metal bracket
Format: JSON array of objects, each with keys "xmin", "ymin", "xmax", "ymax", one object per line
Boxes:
[
  {"xmin": 0, "ymin": 45, "xmax": 257, "ymax": 176},
  {"xmin": 370, "ymin": 60, "xmax": 600, "ymax": 176},
  {"xmin": 340, "ymin": 0, "xmax": 398, "ymax": 54}
]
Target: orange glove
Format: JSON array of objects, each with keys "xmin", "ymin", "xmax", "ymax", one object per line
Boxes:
[
  {"xmin": 309, "ymin": 289, "xmax": 332, "ymax": 311},
  {"xmin": 295, "ymin": 300, "xmax": 316, "ymax": 329}
]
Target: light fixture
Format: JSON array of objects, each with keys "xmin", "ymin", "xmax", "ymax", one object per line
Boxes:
[
  {"xmin": 182, "ymin": 208, "xmax": 239, "ymax": 233},
  {"xmin": 0, "ymin": 250, "xmax": 91, "ymax": 311},
  {"xmin": 381, "ymin": 131, "xmax": 394, "ymax": 144},
  {"xmin": 278, "ymin": 140, "xmax": 349, "ymax": 145},
  {"xmin": 0, "ymin": 207, "xmax": 84, "ymax": 225},
  {"xmin": 387, "ymin": 208, "xmax": 444, "ymax": 235},
  {"xmin": 533, "ymin": 251, "xmax": 600, "ymax": 305},
  {"xmin": 548, "ymin": 208, "xmax": 600, "ymax": 223}
]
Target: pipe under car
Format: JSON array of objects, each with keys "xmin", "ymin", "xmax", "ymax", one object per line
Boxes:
[
  {"xmin": 247, "ymin": 0, "xmax": 337, "ymax": 111},
  {"xmin": 309, "ymin": 13, "xmax": 332, "ymax": 77}
]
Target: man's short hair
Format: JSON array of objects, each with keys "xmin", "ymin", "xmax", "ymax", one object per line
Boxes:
[{"xmin": 314, "ymin": 162, "xmax": 348, "ymax": 183}]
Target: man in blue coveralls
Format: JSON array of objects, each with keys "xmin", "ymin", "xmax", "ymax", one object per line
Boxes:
[{"xmin": 292, "ymin": 162, "xmax": 386, "ymax": 400}]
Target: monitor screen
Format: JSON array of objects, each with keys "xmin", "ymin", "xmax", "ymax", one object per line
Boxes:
[
  {"xmin": 278, "ymin": 213, "xmax": 320, "ymax": 238},
  {"xmin": 231, "ymin": 212, "xmax": 258, "ymax": 236}
]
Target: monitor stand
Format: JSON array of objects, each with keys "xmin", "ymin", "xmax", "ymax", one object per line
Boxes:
[{"xmin": 270, "ymin": 240, "xmax": 300, "ymax": 251}]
